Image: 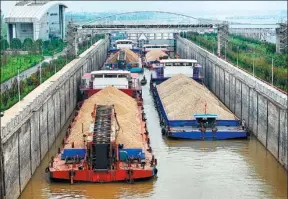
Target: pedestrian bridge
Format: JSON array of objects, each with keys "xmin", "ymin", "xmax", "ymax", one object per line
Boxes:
[{"xmin": 80, "ymin": 11, "xmax": 280, "ymax": 32}]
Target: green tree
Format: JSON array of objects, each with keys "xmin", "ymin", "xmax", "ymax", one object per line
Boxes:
[
  {"xmin": 23, "ymin": 38, "xmax": 33, "ymax": 51},
  {"xmin": 1, "ymin": 39, "xmax": 9, "ymax": 50},
  {"xmin": 34, "ymin": 39, "xmax": 43, "ymax": 54},
  {"xmin": 10, "ymin": 38, "xmax": 22, "ymax": 50}
]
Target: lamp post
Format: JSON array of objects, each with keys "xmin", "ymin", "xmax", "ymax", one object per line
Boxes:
[
  {"xmin": 224, "ymin": 42, "xmax": 227, "ymax": 60},
  {"xmin": 237, "ymin": 46, "xmax": 239, "ymax": 67},
  {"xmin": 252, "ymin": 52, "xmax": 255, "ymax": 77},
  {"xmin": 271, "ymin": 57, "xmax": 274, "ymax": 86},
  {"xmin": 18, "ymin": 68, "xmax": 20, "ymax": 103},
  {"xmin": 53, "ymin": 56, "xmax": 56, "ymax": 74},
  {"xmin": 40, "ymin": 64, "xmax": 42, "ymax": 84}
]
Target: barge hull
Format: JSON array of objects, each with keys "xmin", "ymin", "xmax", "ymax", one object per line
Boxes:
[
  {"xmin": 51, "ymin": 169, "xmax": 155, "ymax": 182},
  {"xmin": 168, "ymin": 131, "xmax": 247, "ymax": 140},
  {"xmin": 151, "ymin": 84, "xmax": 248, "ymax": 140}
]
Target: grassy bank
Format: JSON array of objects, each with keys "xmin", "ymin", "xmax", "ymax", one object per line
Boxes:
[
  {"xmin": 1, "ymin": 54, "xmax": 44, "ymax": 83},
  {"xmin": 1, "ymin": 35, "xmax": 104, "ymax": 111},
  {"xmin": 181, "ymin": 32, "xmax": 288, "ymax": 92}
]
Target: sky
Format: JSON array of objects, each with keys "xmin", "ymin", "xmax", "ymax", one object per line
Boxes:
[{"xmin": 1, "ymin": 1, "xmax": 287, "ymax": 15}]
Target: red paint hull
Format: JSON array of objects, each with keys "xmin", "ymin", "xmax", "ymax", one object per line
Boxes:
[{"xmin": 51, "ymin": 169, "xmax": 154, "ymax": 182}]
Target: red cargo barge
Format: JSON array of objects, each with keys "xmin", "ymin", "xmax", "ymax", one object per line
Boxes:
[
  {"xmin": 47, "ymin": 103, "xmax": 157, "ymax": 183},
  {"xmin": 46, "ymin": 79, "xmax": 157, "ymax": 183}
]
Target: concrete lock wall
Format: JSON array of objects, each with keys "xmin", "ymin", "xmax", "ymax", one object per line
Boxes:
[
  {"xmin": 0, "ymin": 38, "xmax": 109, "ymax": 199},
  {"xmin": 176, "ymin": 36, "xmax": 288, "ymax": 170}
]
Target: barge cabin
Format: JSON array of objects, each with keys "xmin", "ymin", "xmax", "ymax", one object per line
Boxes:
[
  {"xmin": 80, "ymin": 70, "xmax": 142, "ymax": 102},
  {"xmin": 143, "ymin": 44, "xmax": 169, "ymax": 55},
  {"xmin": 115, "ymin": 39, "xmax": 135, "ymax": 49},
  {"xmin": 151, "ymin": 59, "xmax": 203, "ymax": 84}
]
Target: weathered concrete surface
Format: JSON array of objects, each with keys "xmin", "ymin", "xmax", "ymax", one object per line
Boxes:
[
  {"xmin": 3, "ymin": 132, "xmax": 19, "ymax": 199},
  {"xmin": 47, "ymin": 97, "xmax": 55, "ymax": 149},
  {"xmin": 177, "ymin": 36, "xmax": 288, "ymax": 170},
  {"xmin": 257, "ymin": 94, "xmax": 268, "ymax": 146},
  {"xmin": 40, "ymin": 101, "xmax": 48, "ymax": 160},
  {"xmin": 30, "ymin": 110, "xmax": 40, "ymax": 174},
  {"xmin": 0, "ymin": 39, "xmax": 109, "ymax": 199},
  {"xmin": 19, "ymin": 120, "xmax": 31, "ymax": 192}
]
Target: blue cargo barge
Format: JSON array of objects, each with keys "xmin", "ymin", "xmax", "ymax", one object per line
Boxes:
[{"xmin": 150, "ymin": 83, "xmax": 248, "ymax": 140}]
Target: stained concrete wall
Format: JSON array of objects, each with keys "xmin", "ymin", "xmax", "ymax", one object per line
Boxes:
[
  {"xmin": 177, "ymin": 36, "xmax": 288, "ymax": 170},
  {"xmin": 0, "ymin": 38, "xmax": 109, "ymax": 199}
]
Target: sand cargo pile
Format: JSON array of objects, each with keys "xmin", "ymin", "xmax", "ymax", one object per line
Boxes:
[
  {"xmin": 68, "ymin": 85, "xmax": 142, "ymax": 148},
  {"xmin": 146, "ymin": 49, "xmax": 169, "ymax": 62},
  {"xmin": 156, "ymin": 74, "xmax": 235, "ymax": 120},
  {"xmin": 107, "ymin": 48, "xmax": 139, "ymax": 63}
]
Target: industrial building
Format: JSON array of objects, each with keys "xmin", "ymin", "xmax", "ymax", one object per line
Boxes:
[{"xmin": 4, "ymin": 1, "xmax": 67, "ymax": 43}]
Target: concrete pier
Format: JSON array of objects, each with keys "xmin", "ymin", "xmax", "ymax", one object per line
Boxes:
[
  {"xmin": 176, "ymin": 36, "xmax": 288, "ymax": 170},
  {"xmin": 0, "ymin": 39, "xmax": 109, "ymax": 199}
]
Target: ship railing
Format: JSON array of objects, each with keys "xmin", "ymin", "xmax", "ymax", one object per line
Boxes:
[{"xmin": 92, "ymin": 85, "xmax": 129, "ymax": 89}]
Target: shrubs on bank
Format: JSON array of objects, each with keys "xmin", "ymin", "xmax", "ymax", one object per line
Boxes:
[
  {"xmin": 181, "ymin": 32, "xmax": 288, "ymax": 92},
  {"xmin": 1, "ymin": 55, "xmax": 75, "ymax": 111}
]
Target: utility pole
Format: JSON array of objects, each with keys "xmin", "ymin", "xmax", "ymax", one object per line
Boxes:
[
  {"xmin": 252, "ymin": 52, "xmax": 255, "ymax": 77},
  {"xmin": 271, "ymin": 58, "xmax": 274, "ymax": 85},
  {"xmin": 237, "ymin": 46, "xmax": 239, "ymax": 67},
  {"xmin": 18, "ymin": 69, "xmax": 21, "ymax": 103},
  {"xmin": 53, "ymin": 56, "xmax": 56, "ymax": 74},
  {"xmin": 224, "ymin": 42, "xmax": 227, "ymax": 60},
  {"xmin": 40, "ymin": 64, "xmax": 42, "ymax": 84}
]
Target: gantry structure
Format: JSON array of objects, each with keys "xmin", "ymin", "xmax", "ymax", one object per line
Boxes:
[{"xmin": 66, "ymin": 11, "xmax": 285, "ymax": 56}]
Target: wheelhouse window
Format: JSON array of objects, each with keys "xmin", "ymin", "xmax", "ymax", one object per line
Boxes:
[
  {"xmin": 94, "ymin": 75, "xmax": 103, "ymax": 78},
  {"xmin": 104, "ymin": 74, "xmax": 118, "ymax": 78},
  {"xmin": 164, "ymin": 62, "xmax": 194, "ymax": 67},
  {"xmin": 164, "ymin": 63, "xmax": 173, "ymax": 66}
]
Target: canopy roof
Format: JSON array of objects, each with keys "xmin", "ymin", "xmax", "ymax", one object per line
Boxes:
[{"xmin": 5, "ymin": 1, "xmax": 67, "ymax": 23}]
